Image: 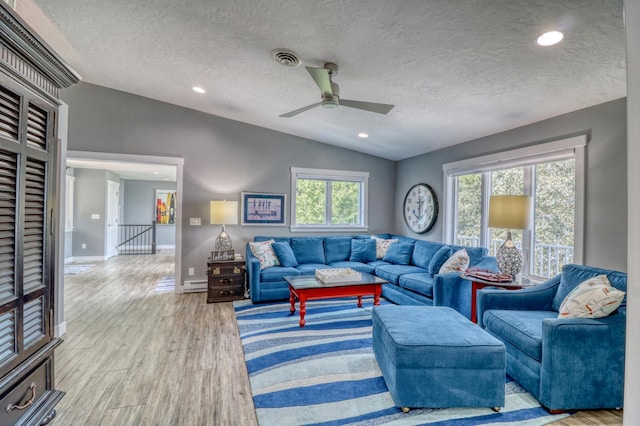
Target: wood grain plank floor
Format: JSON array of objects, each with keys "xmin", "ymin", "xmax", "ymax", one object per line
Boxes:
[{"xmin": 52, "ymin": 252, "xmax": 622, "ymax": 425}]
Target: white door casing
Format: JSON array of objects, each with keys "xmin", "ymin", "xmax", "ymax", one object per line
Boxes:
[{"xmin": 107, "ymin": 180, "xmax": 120, "ymax": 258}]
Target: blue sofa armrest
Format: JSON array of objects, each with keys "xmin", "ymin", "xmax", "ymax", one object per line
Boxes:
[
  {"xmin": 538, "ymin": 313, "xmax": 626, "ymax": 409},
  {"xmin": 245, "ymin": 245, "xmax": 262, "ymax": 301},
  {"xmin": 476, "ymin": 275, "xmax": 561, "ymax": 326},
  {"xmin": 433, "ymin": 272, "xmax": 472, "ymax": 318}
]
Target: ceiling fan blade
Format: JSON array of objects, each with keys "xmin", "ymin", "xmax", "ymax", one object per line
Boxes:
[
  {"xmin": 339, "ymin": 99, "xmax": 395, "ymax": 115},
  {"xmin": 305, "ymin": 66, "xmax": 333, "ymax": 96},
  {"xmin": 279, "ymin": 102, "xmax": 323, "ymax": 118}
]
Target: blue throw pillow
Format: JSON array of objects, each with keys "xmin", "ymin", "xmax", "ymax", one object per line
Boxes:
[
  {"xmin": 383, "ymin": 243, "xmax": 414, "ymax": 265},
  {"xmin": 428, "ymin": 246, "xmax": 452, "ymax": 277},
  {"xmin": 350, "ymin": 239, "xmax": 376, "ymax": 262},
  {"xmin": 271, "ymin": 242, "xmax": 299, "ymax": 267},
  {"xmin": 291, "ymin": 237, "xmax": 326, "ymax": 264},
  {"xmin": 324, "ymin": 236, "xmax": 352, "ymax": 263}
]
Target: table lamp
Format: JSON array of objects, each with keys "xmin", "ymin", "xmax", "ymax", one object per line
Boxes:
[
  {"xmin": 210, "ymin": 200, "xmax": 238, "ymax": 250},
  {"xmin": 488, "ymin": 195, "xmax": 531, "ymax": 277}
]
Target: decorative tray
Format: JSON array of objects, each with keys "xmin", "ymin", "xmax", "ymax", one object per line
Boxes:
[
  {"xmin": 464, "ymin": 267, "xmax": 512, "ymax": 282},
  {"xmin": 315, "ymin": 268, "xmax": 362, "ymax": 283}
]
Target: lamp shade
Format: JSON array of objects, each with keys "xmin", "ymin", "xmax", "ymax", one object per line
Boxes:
[
  {"xmin": 210, "ymin": 200, "xmax": 238, "ymax": 225},
  {"xmin": 488, "ymin": 195, "xmax": 531, "ymax": 230}
]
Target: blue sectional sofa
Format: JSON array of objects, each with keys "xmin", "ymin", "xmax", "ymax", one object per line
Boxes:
[
  {"xmin": 477, "ymin": 264, "xmax": 627, "ymax": 410},
  {"xmin": 245, "ymin": 234, "xmax": 497, "ymax": 318}
]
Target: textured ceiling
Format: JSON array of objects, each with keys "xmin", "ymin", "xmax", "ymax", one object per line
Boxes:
[{"xmin": 17, "ymin": 0, "xmax": 626, "ymax": 161}]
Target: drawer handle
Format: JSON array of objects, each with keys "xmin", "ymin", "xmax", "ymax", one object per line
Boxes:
[
  {"xmin": 212, "ymin": 267, "xmax": 220, "ymax": 275},
  {"xmin": 6, "ymin": 382, "xmax": 37, "ymax": 413}
]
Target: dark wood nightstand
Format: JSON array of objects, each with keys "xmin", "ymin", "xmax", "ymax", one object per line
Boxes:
[{"xmin": 207, "ymin": 258, "xmax": 247, "ymax": 303}]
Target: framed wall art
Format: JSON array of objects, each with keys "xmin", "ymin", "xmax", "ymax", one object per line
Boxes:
[
  {"xmin": 155, "ymin": 189, "xmax": 177, "ymax": 225},
  {"xmin": 241, "ymin": 192, "xmax": 286, "ymax": 226}
]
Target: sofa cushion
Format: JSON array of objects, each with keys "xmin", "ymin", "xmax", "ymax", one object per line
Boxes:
[
  {"xmin": 260, "ymin": 266, "xmax": 301, "ymax": 282},
  {"xmin": 323, "ymin": 236, "xmax": 352, "ymax": 263},
  {"xmin": 428, "ymin": 246, "xmax": 452, "ymax": 277},
  {"xmin": 483, "ymin": 309, "xmax": 556, "ymax": 362},
  {"xmin": 254, "ymin": 236, "xmax": 291, "ymax": 244},
  {"xmin": 271, "ymin": 242, "xmax": 299, "ymax": 267},
  {"xmin": 558, "ymin": 275, "xmax": 625, "ymax": 319},
  {"xmin": 552, "ymin": 264, "xmax": 629, "ymax": 312},
  {"xmin": 350, "ymin": 238, "xmax": 376, "ymax": 262},
  {"xmin": 328, "ymin": 261, "xmax": 376, "ymax": 274},
  {"xmin": 296, "ymin": 263, "xmax": 332, "ymax": 275},
  {"xmin": 291, "ymin": 237, "xmax": 326, "ymax": 264},
  {"xmin": 248, "ymin": 240, "xmax": 280, "ymax": 269},
  {"xmin": 439, "ymin": 248, "xmax": 470, "ymax": 273},
  {"xmin": 411, "ymin": 240, "xmax": 446, "ymax": 270},
  {"xmin": 449, "ymin": 245, "xmax": 488, "ymax": 267},
  {"xmin": 372, "ymin": 236, "xmax": 398, "ymax": 259},
  {"xmin": 399, "ymin": 273, "xmax": 435, "ymax": 298},
  {"xmin": 383, "ymin": 243, "xmax": 414, "ymax": 265},
  {"xmin": 375, "ymin": 264, "xmax": 425, "ymax": 284}
]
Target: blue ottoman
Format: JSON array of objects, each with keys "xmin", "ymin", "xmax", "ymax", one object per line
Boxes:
[{"xmin": 372, "ymin": 305, "xmax": 505, "ymax": 411}]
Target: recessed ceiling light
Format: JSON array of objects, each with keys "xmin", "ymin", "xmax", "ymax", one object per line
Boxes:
[
  {"xmin": 536, "ymin": 31, "xmax": 564, "ymax": 46},
  {"xmin": 152, "ymin": 171, "xmax": 160, "ymax": 175},
  {"xmin": 358, "ymin": 132, "xmax": 369, "ymax": 138},
  {"xmin": 192, "ymin": 86, "xmax": 206, "ymax": 94}
]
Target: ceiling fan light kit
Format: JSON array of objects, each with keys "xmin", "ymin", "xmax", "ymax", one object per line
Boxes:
[{"xmin": 280, "ymin": 62, "xmax": 395, "ymax": 117}]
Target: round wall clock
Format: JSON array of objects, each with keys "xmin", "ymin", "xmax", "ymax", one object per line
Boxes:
[{"xmin": 403, "ymin": 183, "xmax": 438, "ymax": 233}]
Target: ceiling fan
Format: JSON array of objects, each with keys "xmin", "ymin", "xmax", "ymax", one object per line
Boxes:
[{"xmin": 280, "ymin": 62, "xmax": 395, "ymax": 118}]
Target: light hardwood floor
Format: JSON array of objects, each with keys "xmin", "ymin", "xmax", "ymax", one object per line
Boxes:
[{"xmin": 53, "ymin": 252, "xmax": 622, "ymax": 425}]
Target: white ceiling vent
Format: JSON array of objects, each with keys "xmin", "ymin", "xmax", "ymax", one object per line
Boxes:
[{"xmin": 271, "ymin": 48, "xmax": 301, "ymax": 67}]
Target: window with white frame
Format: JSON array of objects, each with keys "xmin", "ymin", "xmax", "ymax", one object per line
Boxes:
[
  {"xmin": 65, "ymin": 174, "xmax": 75, "ymax": 231},
  {"xmin": 290, "ymin": 167, "xmax": 369, "ymax": 231},
  {"xmin": 443, "ymin": 135, "xmax": 586, "ymax": 279}
]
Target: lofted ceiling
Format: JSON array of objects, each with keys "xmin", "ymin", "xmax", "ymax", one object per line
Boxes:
[{"xmin": 16, "ymin": 0, "xmax": 626, "ymax": 161}]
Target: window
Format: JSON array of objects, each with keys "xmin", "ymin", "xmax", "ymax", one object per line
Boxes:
[
  {"xmin": 65, "ymin": 174, "xmax": 75, "ymax": 231},
  {"xmin": 443, "ymin": 135, "xmax": 586, "ymax": 279},
  {"xmin": 290, "ymin": 167, "xmax": 368, "ymax": 231}
]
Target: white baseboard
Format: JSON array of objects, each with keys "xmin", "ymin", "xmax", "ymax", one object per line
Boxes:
[
  {"xmin": 66, "ymin": 256, "xmax": 106, "ymax": 262},
  {"xmin": 183, "ymin": 279, "xmax": 207, "ymax": 293},
  {"xmin": 157, "ymin": 245, "xmax": 176, "ymax": 249},
  {"xmin": 55, "ymin": 321, "xmax": 67, "ymax": 337}
]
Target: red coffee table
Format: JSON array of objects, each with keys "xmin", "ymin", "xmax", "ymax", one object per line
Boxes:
[{"xmin": 284, "ymin": 273, "xmax": 387, "ymax": 327}]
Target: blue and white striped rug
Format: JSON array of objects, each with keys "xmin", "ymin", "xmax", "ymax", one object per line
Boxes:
[
  {"xmin": 63, "ymin": 263, "xmax": 96, "ymax": 275},
  {"xmin": 234, "ymin": 298, "xmax": 570, "ymax": 426}
]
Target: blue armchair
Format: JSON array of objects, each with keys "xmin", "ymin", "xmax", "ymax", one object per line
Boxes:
[{"xmin": 476, "ymin": 264, "xmax": 626, "ymax": 411}]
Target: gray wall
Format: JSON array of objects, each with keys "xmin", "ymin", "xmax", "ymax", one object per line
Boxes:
[
  {"xmin": 395, "ymin": 98, "xmax": 627, "ymax": 271},
  {"xmin": 61, "ymin": 83, "xmax": 396, "ymax": 281},
  {"xmin": 122, "ymin": 179, "xmax": 177, "ymax": 246},
  {"xmin": 73, "ymin": 168, "xmax": 108, "ymax": 257}
]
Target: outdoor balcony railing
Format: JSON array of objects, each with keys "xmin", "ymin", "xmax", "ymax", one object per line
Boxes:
[{"xmin": 456, "ymin": 236, "xmax": 573, "ymax": 278}]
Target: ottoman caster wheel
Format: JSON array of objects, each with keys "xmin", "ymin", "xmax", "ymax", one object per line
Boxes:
[
  {"xmin": 401, "ymin": 407, "xmax": 410, "ymax": 413},
  {"xmin": 491, "ymin": 407, "xmax": 501, "ymax": 412}
]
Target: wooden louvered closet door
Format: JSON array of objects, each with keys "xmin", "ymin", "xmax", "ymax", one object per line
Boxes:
[{"xmin": 0, "ymin": 82, "xmax": 56, "ymax": 380}]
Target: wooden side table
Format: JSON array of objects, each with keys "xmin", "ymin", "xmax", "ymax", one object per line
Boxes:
[
  {"xmin": 207, "ymin": 258, "xmax": 247, "ymax": 303},
  {"xmin": 461, "ymin": 273, "xmax": 536, "ymax": 323}
]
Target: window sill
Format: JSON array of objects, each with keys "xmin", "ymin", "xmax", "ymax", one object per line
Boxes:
[{"xmin": 290, "ymin": 226, "xmax": 369, "ymax": 233}]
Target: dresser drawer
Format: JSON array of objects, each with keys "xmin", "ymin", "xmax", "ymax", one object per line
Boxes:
[
  {"xmin": 209, "ymin": 263, "xmax": 245, "ymax": 276},
  {"xmin": 0, "ymin": 358, "xmax": 56, "ymax": 426}
]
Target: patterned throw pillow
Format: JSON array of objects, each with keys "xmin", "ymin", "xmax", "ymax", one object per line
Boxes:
[
  {"xmin": 439, "ymin": 248, "xmax": 470, "ymax": 273},
  {"xmin": 372, "ymin": 236, "xmax": 398, "ymax": 259},
  {"xmin": 249, "ymin": 240, "xmax": 280, "ymax": 270},
  {"xmin": 558, "ymin": 275, "xmax": 625, "ymax": 319}
]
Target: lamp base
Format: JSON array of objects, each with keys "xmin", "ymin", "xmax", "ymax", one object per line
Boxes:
[
  {"xmin": 214, "ymin": 226, "xmax": 233, "ymax": 251},
  {"xmin": 496, "ymin": 231, "xmax": 523, "ymax": 277}
]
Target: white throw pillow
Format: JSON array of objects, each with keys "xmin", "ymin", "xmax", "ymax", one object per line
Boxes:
[
  {"xmin": 372, "ymin": 236, "xmax": 398, "ymax": 259},
  {"xmin": 249, "ymin": 240, "xmax": 280, "ymax": 270},
  {"xmin": 439, "ymin": 248, "xmax": 470, "ymax": 273},
  {"xmin": 558, "ymin": 275, "xmax": 625, "ymax": 319}
]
